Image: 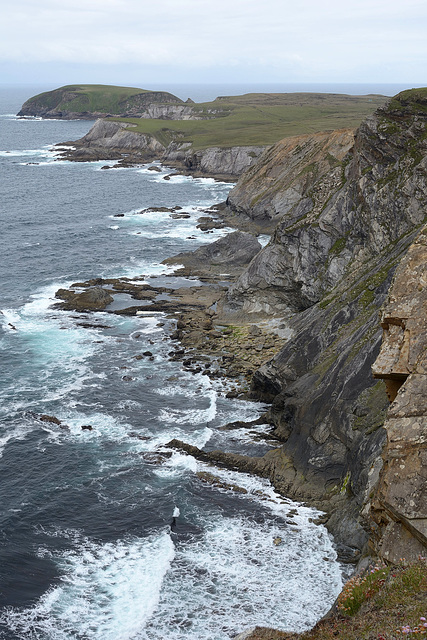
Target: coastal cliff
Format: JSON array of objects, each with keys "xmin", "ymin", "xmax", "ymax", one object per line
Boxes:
[
  {"xmin": 369, "ymin": 226, "xmax": 427, "ymax": 563},
  {"xmin": 45, "ymin": 86, "xmax": 426, "ymax": 563},
  {"xmin": 214, "ymin": 89, "xmax": 427, "ymax": 559},
  {"xmin": 58, "ymin": 118, "xmax": 265, "ymax": 179}
]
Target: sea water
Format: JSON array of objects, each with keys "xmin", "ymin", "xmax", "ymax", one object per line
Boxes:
[{"xmin": 0, "ymin": 86, "xmax": 343, "ymax": 640}]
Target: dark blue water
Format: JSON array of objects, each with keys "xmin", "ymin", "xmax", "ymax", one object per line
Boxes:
[{"xmin": 0, "ymin": 87, "xmax": 342, "ymax": 640}]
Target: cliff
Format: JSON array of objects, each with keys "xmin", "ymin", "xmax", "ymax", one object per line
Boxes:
[
  {"xmin": 58, "ymin": 118, "xmax": 265, "ymax": 179},
  {"xmin": 214, "ymin": 89, "xmax": 427, "ymax": 559},
  {"xmin": 17, "ymin": 84, "xmax": 183, "ymax": 119},
  {"xmin": 368, "ymin": 225, "xmax": 427, "ymax": 563}
]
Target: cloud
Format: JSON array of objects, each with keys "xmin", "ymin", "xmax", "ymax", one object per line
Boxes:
[{"xmin": 1, "ymin": 0, "xmax": 426, "ymax": 83}]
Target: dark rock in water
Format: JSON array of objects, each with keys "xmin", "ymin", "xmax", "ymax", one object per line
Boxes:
[
  {"xmin": 147, "ymin": 165, "xmax": 161, "ymax": 172},
  {"xmin": 77, "ymin": 322, "xmax": 111, "ymax": 329},
  {"xmin": 81, "ymin": 425, "xmax": 93, "ymax": 431},
  {"xmin": 39, "ymin": 414, "xmax": 62, "ymax": 425},
  {"xmin": 55, "ymin": 286, "xmax": 114, "ymax": 311},
  {"xmin": 122, "ymin": 375, "xmax": 134, "ymax": 381},
  {"xmin": 142, "ymin": 351, "xmax": 153, "ymax": 357},
  {"xmin": 114, "ymin": 213, "xmax": 125, "ymax": 217},
  {"xmin": 163, "ymin": 175, "xmax": 171, "ymax": 180},
  {"xmin": 101, "ymin": 165, "xmax": 111, "ymax": 170}
]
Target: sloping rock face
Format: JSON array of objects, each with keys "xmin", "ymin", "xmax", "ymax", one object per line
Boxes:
[
  {"xmin": 162, "ymin": 231, "xmax": 262, "ymax": 279},
  {"xmin": 218, "ymin": 90, "xmax": 427, "ymax": 556},
  {"xmin": 221, "ymin": 94, "xmax": 427, "ymax": 320},
  {"xmin": 62, "ymin": 119, "xmax": 165, "ymax": 162},
  {"xmin": 368, "ymin": 226, "xmax": 427, "ymax": 562},
  {"xmin": 60, "ymin": 120, "xmax": 264, "ymax": 178},
  {"xmin": 226, "ymin": 129, "xmax": 355, "ymax": 232}
]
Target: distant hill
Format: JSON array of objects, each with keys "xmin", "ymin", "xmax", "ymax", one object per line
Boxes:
[{"xmin": 17, "ymin": 84, "xmax": 183, "ymax": 119}]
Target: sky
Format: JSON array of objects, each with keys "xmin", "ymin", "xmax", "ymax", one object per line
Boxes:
[{"xmin": 0, "ymin": 0, "xmax": 426, "ymax": 89}]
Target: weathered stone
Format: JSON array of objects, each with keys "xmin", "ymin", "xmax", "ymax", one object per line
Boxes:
[
  {"xmin": 369, "ymin": 225, "xmax": 427, "ymax": 559},
  {"xmin": 162, "ymin": 231, "xmax": 262, "ymax": 280},
  {"xmin": 55, "ymin": 286, "xmax": 114, "ymax": 311}
]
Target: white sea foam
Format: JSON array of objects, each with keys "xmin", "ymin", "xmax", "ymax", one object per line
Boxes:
[
  {"xmin": 145, "ymin": 513, "xmax": 342, "ymax": 639},
  {"xmin": 0, "ymin": 147, "xmax": 53, "ymax": 157},
  {"xmin": 0, "ymin": 285, "xmax": 107, "ymax": 409},
  {"xmin": 0, "ymin": 424, "xmax": 35, "ymax": 459},
  {"xmin": 258, "ymin": 234, "xmax": 271, "ymax": 247},
  {"xmin": 158, "ymin": 386, "xmax": 217, "ymax": 427},
  {"xmin": 0, "ymin": 532, "xmax": 175, "ymax": 640}
]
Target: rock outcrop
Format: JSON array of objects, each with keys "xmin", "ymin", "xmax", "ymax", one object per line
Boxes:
[
  {"xmin": 55, "ymin": 286, "xmax": 113, "ymax": 311},
  {"xmin": 368, "ymin": 225, "xmax": 427, "ymax": 563},
  {"xmin": 221, "ymin": 95, "xmax": 427, "ymax": 320},
  {"xmin": 162, "ymin": 231, "xmax": 262, "ymax": 279},
  {"xmin": 59, "ymin": 119, "xmax": 265, "ymax": 178},
  {"xmin": 226, "ymin": 129, "xmax": 355, "ymax": 232},
  {"xmin": 61, "ymin": 119, "xmax": 165, "ymax": 162},
  {"xmin": 213, "ymin": 89, "xmax": 427, "ymax": 558}
]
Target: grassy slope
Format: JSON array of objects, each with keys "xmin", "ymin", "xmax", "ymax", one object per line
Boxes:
[{"xmin": 111, "ymin": 93, "xmax": 388, "ymax": 149}]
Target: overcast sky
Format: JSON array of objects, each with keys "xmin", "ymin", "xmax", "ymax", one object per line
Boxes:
[{"xmin": 1, "ymin": 0, "xmax": 426, "ymax": 89}]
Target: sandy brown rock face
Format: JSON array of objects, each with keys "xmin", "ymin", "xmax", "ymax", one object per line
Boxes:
[{"xmin": 370, "ymin": 226, "xmax": 427, "ymax": 562}]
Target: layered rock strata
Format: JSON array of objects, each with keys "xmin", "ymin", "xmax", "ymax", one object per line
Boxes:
[
  {"xmin": 369, "ymin": 226, "xmax": 427, "ymax": 562},
  {"xmin": 213, "ymin": 90, "xmax": 427, "ymax": 557}
]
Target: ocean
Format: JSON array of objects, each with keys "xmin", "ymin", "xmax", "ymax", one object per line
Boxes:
[{"xmin": 0, "ymin": 85, "xmax": 345, "ymax": 640}]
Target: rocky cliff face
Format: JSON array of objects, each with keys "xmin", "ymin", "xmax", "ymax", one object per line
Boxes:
[
  {"xmin": 221, "ymin": 95, "xmax": 427, "ymax": 321},
  {"xmin": 60, "ymin": 119, "xmax": 265, "ymax": 178},
  {"xmin": 216, "ymin": 90, "xmax": 427, "ymax": 559},
  {"xmin": 368, "ymin": 225, "xmax": 427, "ymax": 563},
  {"xmin": 63, "ymin": 119, "xmax": 165, "ymax": 161}
]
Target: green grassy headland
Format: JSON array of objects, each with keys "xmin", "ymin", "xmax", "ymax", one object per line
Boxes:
[
  {"xmin": 21, "ymin": 84, "xmax": 182, "ymax": 115},
  {"xmin": 111, "ymin": 92, "xmax": 388, "ymax": 149}
]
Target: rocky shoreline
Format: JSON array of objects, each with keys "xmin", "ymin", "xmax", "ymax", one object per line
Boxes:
[
  {"xmin": 55, "ymin": 118, "xmax": 266, "ymax": 180},
  {"xmin": 46, "ymin": 87, "xmax": 427, "ymax": 637}
]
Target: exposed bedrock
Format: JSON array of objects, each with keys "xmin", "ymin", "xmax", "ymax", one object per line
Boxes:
[
  {"xmin": 59, "ymin": 119, "xmax": 264, "ymax": 178},
  {"xmin": 216, "ymin": 90, "xmax": 427, "ymax": 557},
  {"xmin": 220, "ymin": 97, "xmax": 427, "ymax": 321},
  {"xmin": 162, "ymin": 231, "xmax": 262, "ymax": 279},
  {"xmin": 368, "ymin": 225, "xmax": 427, "ymax": 563}
]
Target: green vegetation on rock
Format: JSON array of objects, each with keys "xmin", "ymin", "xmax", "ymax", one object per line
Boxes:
[
  {"xmin": 18, "ymin": 84, "xmax": 182, "ymax": 118},
  {"xmin": 111, "ymin": 92, "xmax": 388, "ymax": 150}
]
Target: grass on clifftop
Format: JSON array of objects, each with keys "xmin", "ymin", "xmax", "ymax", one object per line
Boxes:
[
  {"xmin": 110, "ymin": 92, "xmax": 388, "ymax": 149},
  {"xmin": 243, "ymin": 558, "xmax": 427, "ymax": 640}
]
